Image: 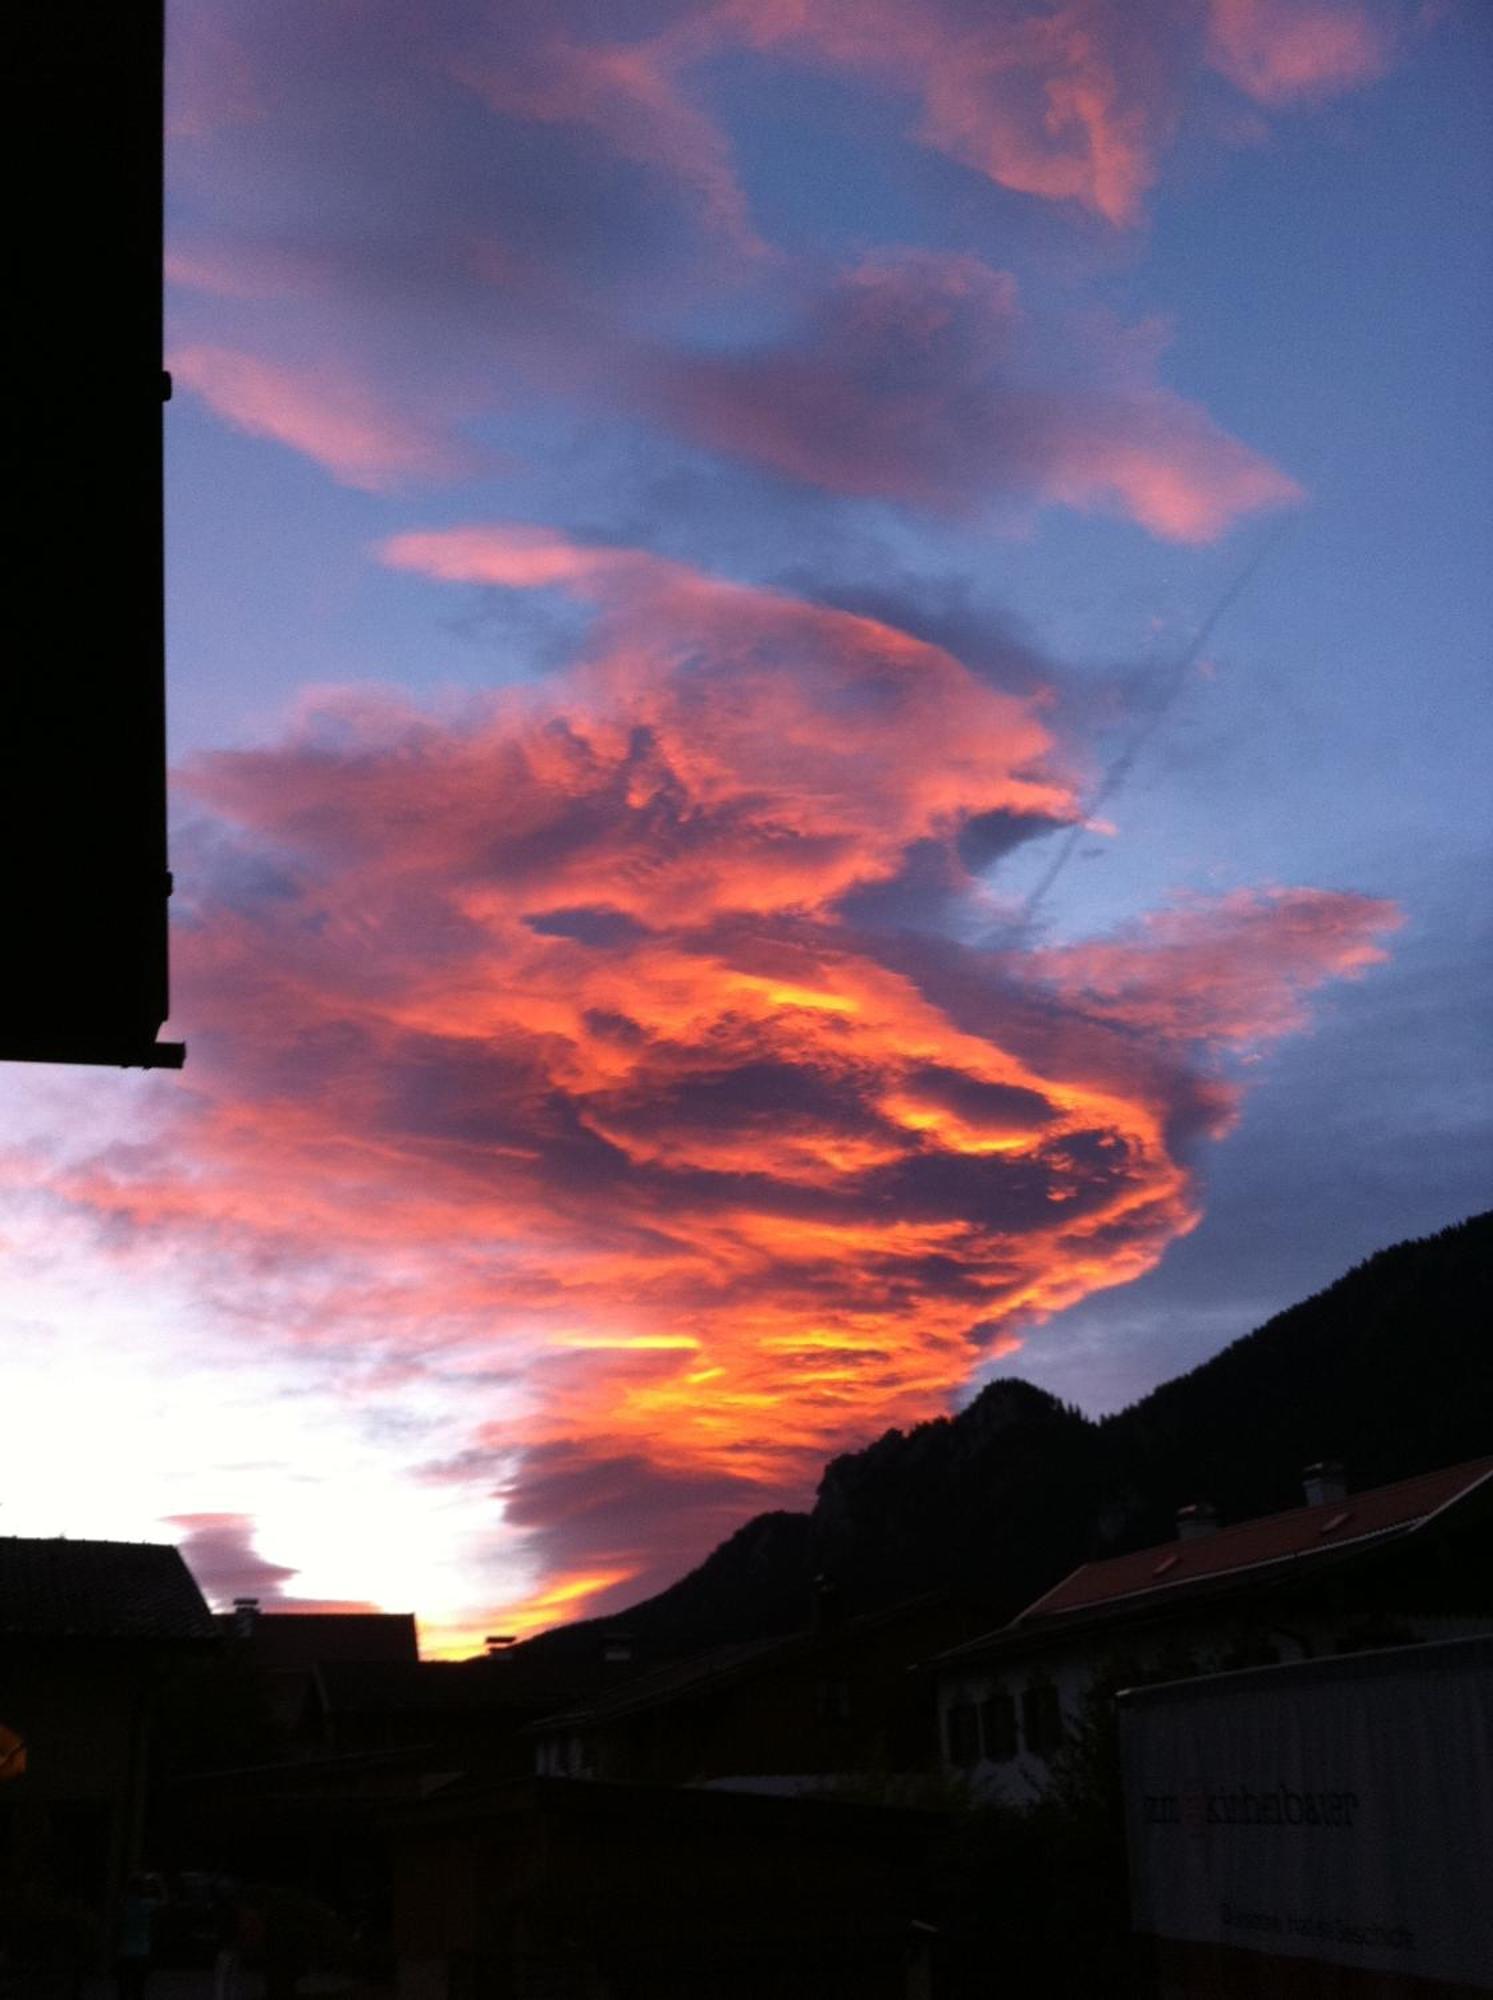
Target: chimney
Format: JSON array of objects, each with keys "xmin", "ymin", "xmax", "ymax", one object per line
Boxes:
[
  {"xmin": 1176, "ymin": 1503, "xmax": 1219, "ymax": 1541},
  {"xmin": 1302, "ymin": 1460, "xmax": 1346, "ymax": 1508},
  {"xmin": 231, "ymin": 1596, "xmax": 260, "ymax": 1639}
]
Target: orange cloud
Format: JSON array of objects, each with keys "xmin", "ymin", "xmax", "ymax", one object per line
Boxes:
[
  {"xmin": 420, "ymin": 1565, "xmax": 637, "ymax": 1656},
  {"xmin": 40, "ymin": 537, "xmax": 1395, "ymax": 1626},
  {"xmin": 169, "ymin": 345, "xmax": 478, "ymax": 492},
  {"xmin": 124, "ymin": 0, "xmax": 1429, "ymax": 1640}
]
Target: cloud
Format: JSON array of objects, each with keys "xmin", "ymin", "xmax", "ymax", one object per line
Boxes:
[
  {"xmin": 166, "ymin": 0, "xmax": 1411, "ymax": 264},
  {"xmin": 159, "ymin": 0, "xmax": 1398, "ymax": 522},
  {"xmin": 659, "ymin": 251, "xmax": 1301, "ymax": 537},
  {"xmin": 168, "ymin": 1511, "xmax": 379, "ymax": 1613},
  {"xmin": 166, "ymin": 6, "xmax": 265, "ymax": 141},
  {"xmin": 495, "ymin": 1442, "xmax": 783, "ymax": 1609},
  {"xmin": 37, "ymin": 535, "xmax": 1394, "ymax": 1626},
  {"xmin": 454, "ymin": 17, "xmax": 764, "ymax": 254},
  {"xmin": 169, "ymin": 346, "xmax": 478, "ymax": 491},
  {"xmin": 724, "ymin": 0, "xmax": 1406, "ymax": 222},
  {"xmin": 1030, "ymin": 886, "xmax": 1401, "ymax": 1045},
  {"xmin": 1205, "ymin": 0, "xmax": 1397, "ymax": 106},
  {"xmin": 722, "ymin": 0, "xmax": 1181, "ymax": 226}
]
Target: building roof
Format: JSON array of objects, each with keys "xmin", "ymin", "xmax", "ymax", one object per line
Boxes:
[
  {"xmin": 0, "ymin": 1536, "xmax": 216, "ymax": 1642},
  {"xmin": 537, "ymin": 1634, "xmax": 790, "ymax": 1733},
  {"xmin": 315, "ymin": 1654, "xmax": 617, "ymax": 1717},
  {"xmin": 537, "ymin": 1595, "xmax": 962, "ymax": 1735},
  {"xmin": 217, "ymin": 1610, "xmax": 419, "ymax": 1667},
  {"xmin": 937, "ymin": 1455, "xmax": 1493, "ymax": 1667}
]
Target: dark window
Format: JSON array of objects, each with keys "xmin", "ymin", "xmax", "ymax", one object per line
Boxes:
[
  {"xmin": 946, "ymin": 1699, "xmax": 979, "ymax": 1767},
  {"xmin": 980, "ymin": 1690, "xmax": 1018, "ymax": 1761},
  {"xmin": 1021, "ymin": 1682, "xmax": 1065, "ymax": 1757}
]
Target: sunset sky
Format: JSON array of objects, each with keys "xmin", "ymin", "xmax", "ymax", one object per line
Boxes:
[{"xmin": 2, "ymin": 0, "xmax": 1488, "ymax": 1653}]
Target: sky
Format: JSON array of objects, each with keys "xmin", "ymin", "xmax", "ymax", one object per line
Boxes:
[{"xmin": 1, "ymin": 0, "xmax": 1488, "ymax": 1654}]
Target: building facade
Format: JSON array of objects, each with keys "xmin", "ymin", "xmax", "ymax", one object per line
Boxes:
[
  {"xmin": 933, "ymin": 1456, "xmax": 1493, "ymax": 1801},
  {"xmin": 0, "ymin": 1537, "xmax": 215, "ymax": 1976}
]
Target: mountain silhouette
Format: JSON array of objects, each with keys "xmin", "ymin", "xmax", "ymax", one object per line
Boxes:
[{"xmin": 523, "ymin": 1211, "xmax": 1492, "ymax": 1662}]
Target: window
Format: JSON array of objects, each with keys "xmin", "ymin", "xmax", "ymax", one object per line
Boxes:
[
  {"xmin": 980, "ymin": 1690, "xmax": 1018, "ymax": 1761},
  {"xmin": 946, "ymin": 1698, "xmax": 979, "ymax": 1767},
  {"xmin": 1021, "ymin": 1682, "xmax": 1065, "ymax": 1757}
]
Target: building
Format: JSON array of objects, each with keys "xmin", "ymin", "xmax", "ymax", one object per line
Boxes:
[
  {"xmin": 533, "ymin": 1593, "xmax": 981, "ymax": 1796},
  {"xmin": 160, "ymin": 1619, "xmax": 636, "ymax": 1934},
  {"xmin": 0, "ymin": 1536, "xmax": 215, "ymax": 1972},
  {"xmin": 7, "ymin": 4, "xmax": 179, "ymax": 1071},
  {"xmin": 216, "ymin": 1598, "xmax": 421, "ymax": 1746},
  {"xmin": 1120, "ymin": 1635, "xmax": 1493, "ymax": 1998},
  {"xmin": 933, "ymin": 1455, "xmax": 1493, "ymax": 1799}
]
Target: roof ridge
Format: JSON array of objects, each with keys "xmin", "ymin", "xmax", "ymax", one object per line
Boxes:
[{"xmin": 1071, "ymin": 1452, "xmax": 1493, "ymax": 1577}]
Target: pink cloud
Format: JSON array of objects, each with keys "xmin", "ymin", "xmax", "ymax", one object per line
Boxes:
[
  {"xmin": 379, "ymin": 525, "xmax": 652, "ymax": 596},
  {"xmin": 661, "ymin": 251, "xmax": 1301, "ymax": 537},
  {"xmin": 160, "ymin": 5, "xmax": 1404, "ymax": 527},
  {"xmin": 1206, "ymin": 0, "xmax": 1397, "ymax": 105},
  {"xmin": 725, "ymin": 0, "xmax": 1180, "ymax": 226},
  {"xmin": 726, "ymin": 0, "xmax": 1408, "ymax": 224},
  {"xmin": 170, "ymin": 346, "xmax": 478, "ymax": 492},
  {"xmin": 165, "ymin": 241, "xmax": 319, "ymax": 302},
  {"xmin": 166, "ymin": 8, "xmax": 264, "ymax": 141},
  {"xmin": 168, "ymin": 1511, "xmax": 379, "ymax": 1613},
  {"xmin": 169, "ymin": 1513, "xmax": 298, "ymax": 1603},
  {"xmin": 166, "ymin": 0, "xmax": 1413, "ymax": 257},
  {"xmin": 1037, "ymin": 385, "xmax": 1304, "ymax": 541},
  {"xmin": 1030, "ymin": 887, "xmax": 1402, "ymax": 1046},
  {"xmin": 456, "ymin": 26, "xmax": 764, "ymax": 254}
]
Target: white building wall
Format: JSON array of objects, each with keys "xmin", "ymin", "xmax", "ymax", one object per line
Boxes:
[{"xmin": 934, "ymin": 1600, "xmax": 1485, "ymax": 1799}]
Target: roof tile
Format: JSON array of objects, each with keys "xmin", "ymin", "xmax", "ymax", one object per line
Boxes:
[
  {"xmin": 0, "ymin": 1537, "xmax": 215, "ymax": 1641},
  {"xmin": 1020, "ymin": 1456, "xmax": 1493, "ymax": 1623}
]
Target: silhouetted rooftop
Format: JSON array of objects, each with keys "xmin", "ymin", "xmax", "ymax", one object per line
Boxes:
[
  {"xmin": 216, "ymin": 1610, "xmax": 419, "ymax": 1666},
  {"xmin": 315, "ymin": 1652, "xmax": 633, "ymax": 1717},
  {"xmin": 0, "ymin": 1536, "xmax": 214, "ymax": 1642},
  {"xmin": 1022, "ymin": 1455, "xmax": 1493, "ymax": 1621},
  {"xmin": 536, "ymin": 1595, "xmax": 952, "ymax": 1732},
  {"xmin": 937, "ymin": 1454, "xmax": 1493, "ymax": 1666}
]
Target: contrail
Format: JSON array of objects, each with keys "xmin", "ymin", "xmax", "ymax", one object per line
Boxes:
[{"xmin": 1020, "ymin": 522, "xmax": 1290, "ymax": 929}]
